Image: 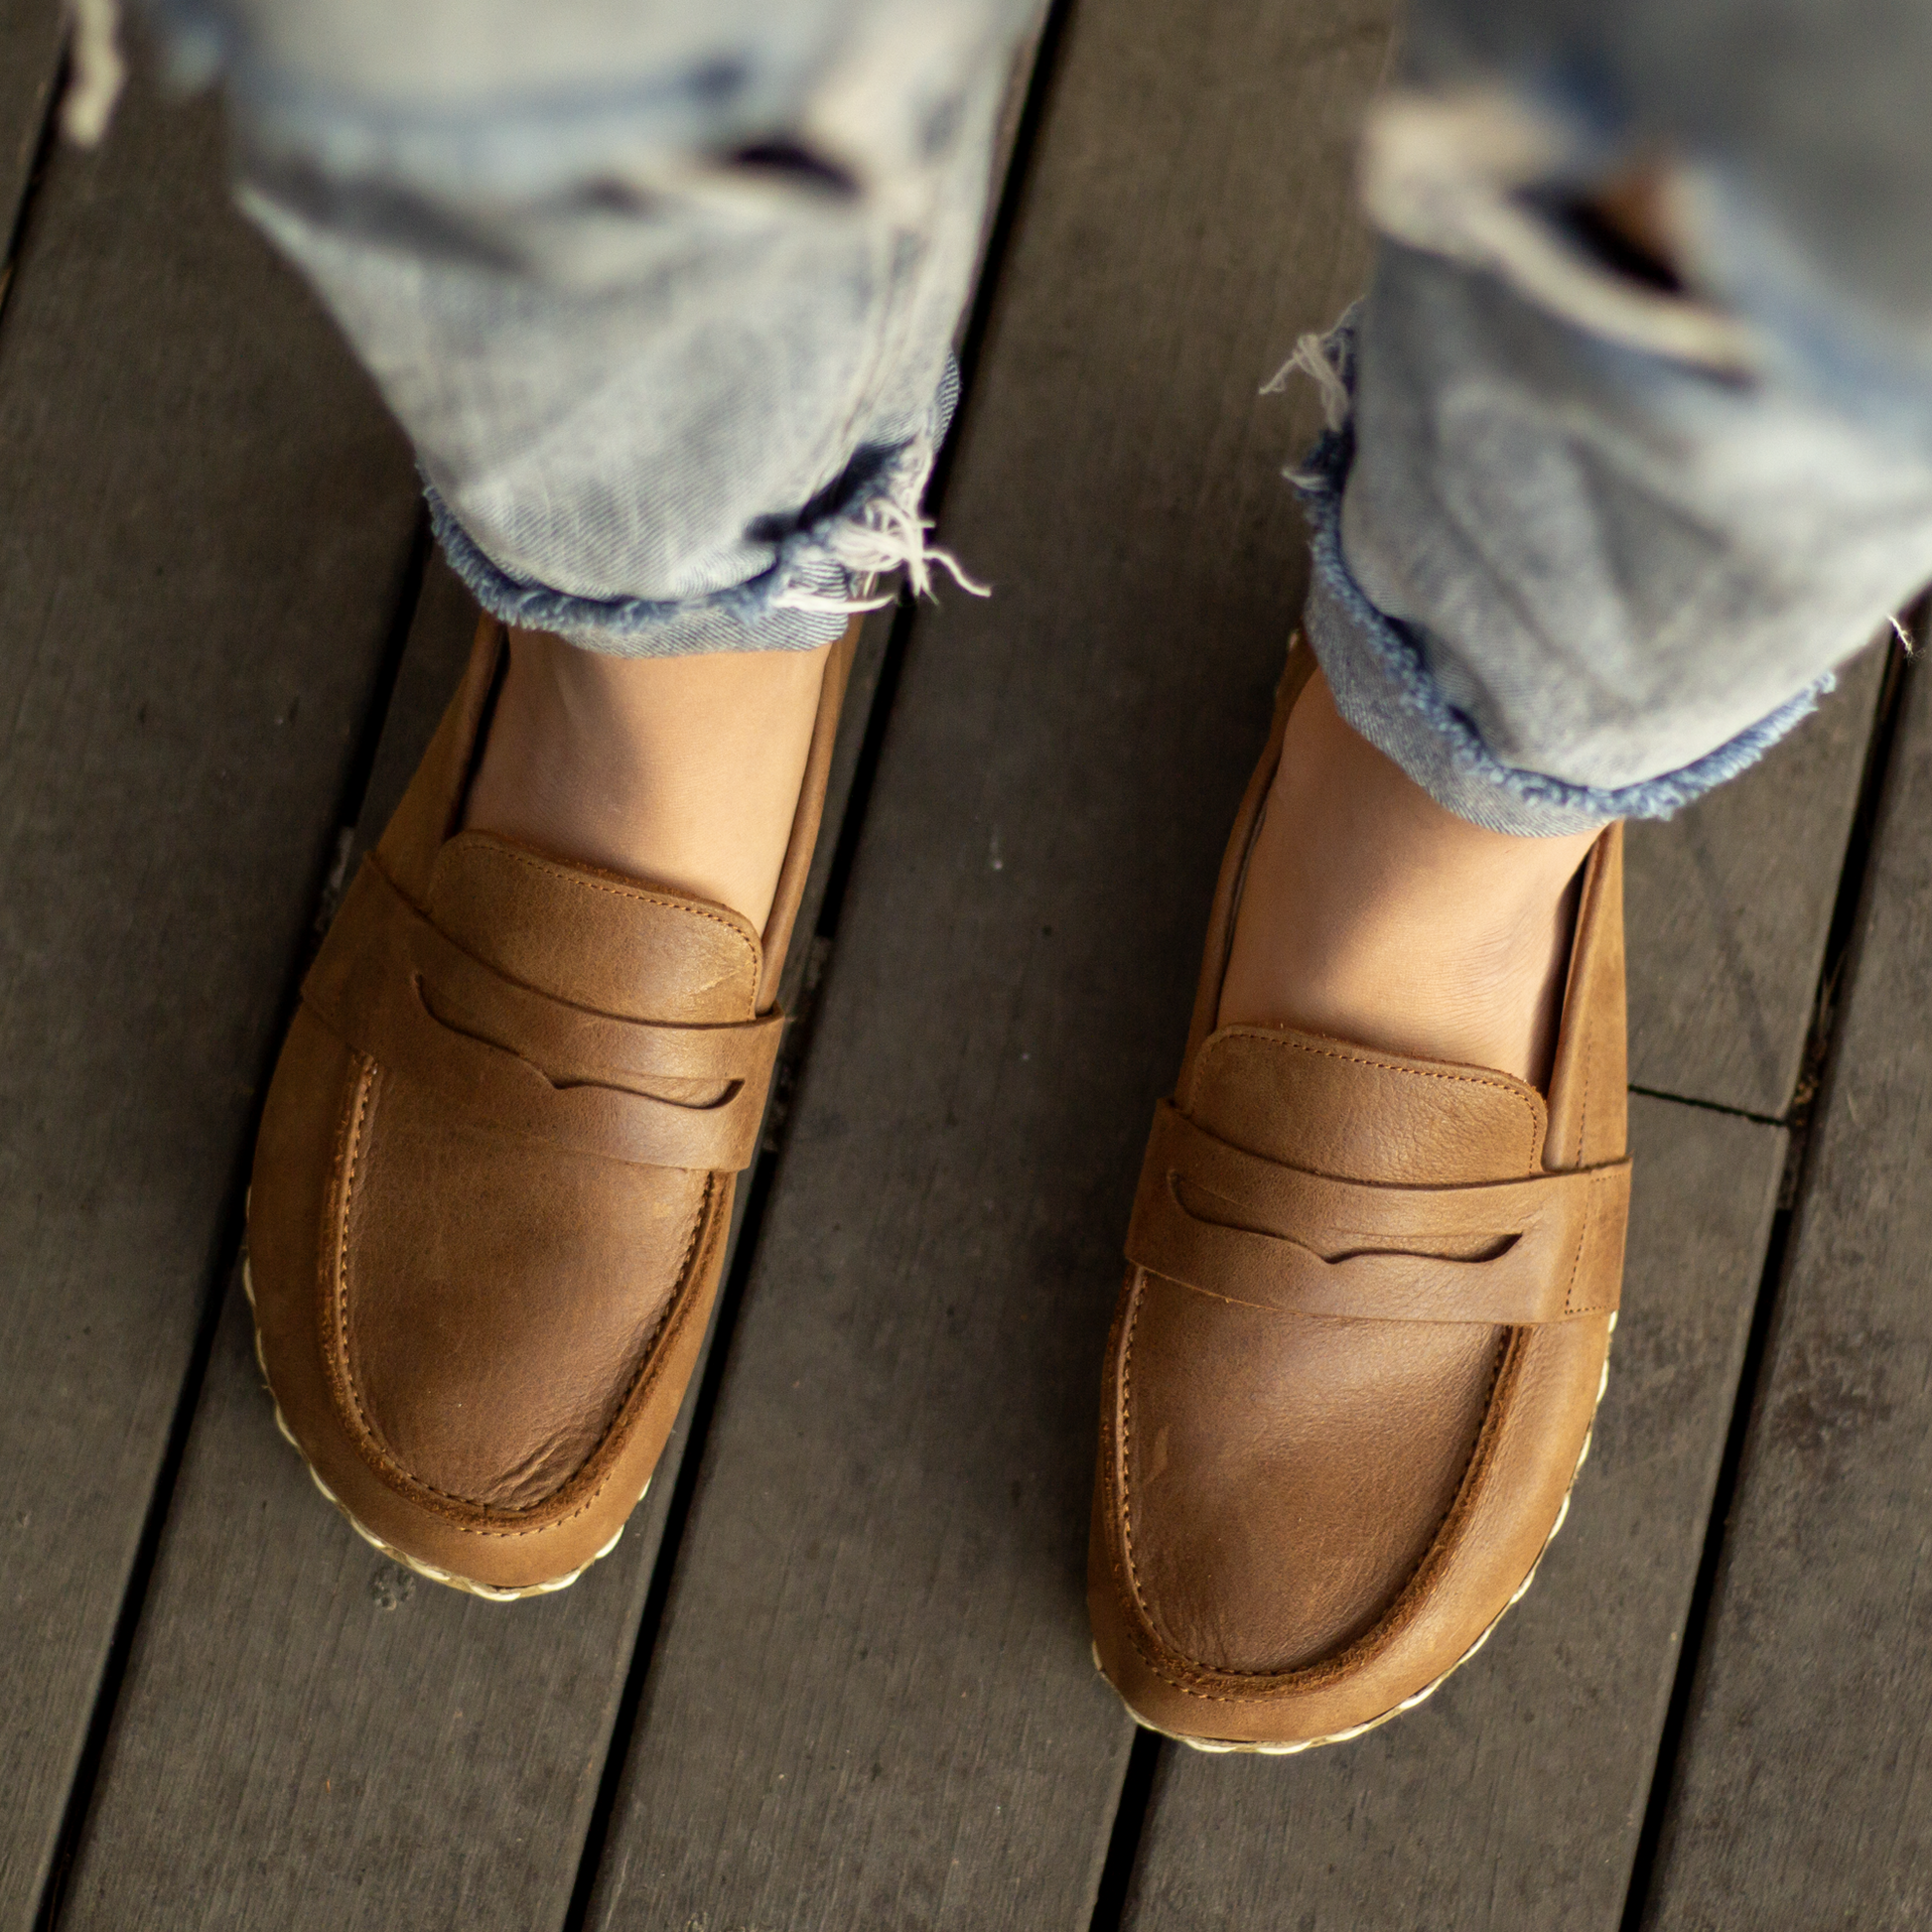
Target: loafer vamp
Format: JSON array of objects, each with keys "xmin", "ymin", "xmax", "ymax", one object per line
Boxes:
[
  {"xmin": 340, "ymin": 1078, "xmax": 709, "ymax": 1512},
  {"xmin": 1115, "ymin": 1028, "xmax": 1540, "ymax": 1675},
  {"xmin": 1124, "ymin": 1278, "xmax": 1502, "ymax": 1674},
  {"xmin": 1090, "ymin": 653, "xmax": 1629, "ymax": 1748}
]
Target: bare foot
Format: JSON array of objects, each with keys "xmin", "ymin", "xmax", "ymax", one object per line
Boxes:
[
  {"xmin": 1218, "ymin": 669, "xmax": 1602, "ymax": 1089},
  {"xmin": 463, "ymin": 625, "xmax": 836, "ymax": 932}
]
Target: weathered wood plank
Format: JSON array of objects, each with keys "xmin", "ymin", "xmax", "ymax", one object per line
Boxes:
[
  {"xmin": 0, "ymin": 71, "xmax": 419, "ymax": 1929},
  {"xmin": 1639, "ymin": 653, "xmax": 1932, "ymax": 1927},
  {"xmin": 0, "ymin": 2, "xmax": 60, "ymax": 265},
  {"xmin": 1119, "ymin": 1095, "xmax": 1784, "ymax": 1932},
  {"xmin": 580, "ymin": 3, "xmax": 1401, "ymax": 1925},
  {"xmin": 1625, "ymin": 645, "xmax": 1886, "ymax": 1121},
  {"xmin": 60, "ymin": 1260, "xmax": 663, "ymax": 1932},
  {"xmin": 58, "ymin": 579, "xmax": 899, "ymax": 1932}
]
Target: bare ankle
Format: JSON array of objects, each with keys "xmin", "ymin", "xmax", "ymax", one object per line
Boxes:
[
  {"xmin": 464, "ymin": 626, "xmax": 835, "ymax": 932},
  {"xmin": 1219, "ymin": 670, "xmax": 1601, "ymax": 1087}
]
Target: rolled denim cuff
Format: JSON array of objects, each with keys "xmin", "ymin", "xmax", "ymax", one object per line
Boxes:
[
  {"xmin": 432, "ymin": 361, "xmax": 964, "ymax": 657},
  {"xmin": 1292, "ymin": 331, "xmax": 1830, "ymax": 837},
  {"xmin": 430, "ymin": 491, "xmax": 856, "ymax": 654}
]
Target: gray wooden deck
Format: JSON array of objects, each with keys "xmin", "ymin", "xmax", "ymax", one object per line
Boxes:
[{"xmin": 3, "ymin": 4, "xmax": 1927, "ymax": 1928}]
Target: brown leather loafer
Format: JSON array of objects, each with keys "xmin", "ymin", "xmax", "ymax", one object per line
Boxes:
[
  {"xmin": 1088, "ymin": 643, "xmax": 1630, "ymax": 1748},
  {"xmin": 245, "ymin": 615, "xmax": 856, "ymax": 1599}
]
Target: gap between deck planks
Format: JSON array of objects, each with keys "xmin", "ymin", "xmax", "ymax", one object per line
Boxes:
[
  {"xmin": 0, "ymin": 75, "xmax": 421, "ymax": 1930},
  {"xmin": 1638, "ymin": 647, "xmax": 1932, "ymax": 1929},
  {"xmin": 0, "ymin": 2, "xmax": 61, "ymax": 284}
]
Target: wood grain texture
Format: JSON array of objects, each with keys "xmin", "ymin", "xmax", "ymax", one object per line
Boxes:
[
  {"xmin": 1625, "ymin": 645, "xmax": 1885, "ymax": 1121},
  {"xmin": 583, "ymin": 3, "xmax": 1399, "ymax": 1926},
  {"xmin": 0, "ymin": 75, "xmax": 419, "ymax": 1928},
  {"xmin": 60, "ymin": 1262, "xmax": 665, "ymax": 1932},
  {"xmin": 1640, "ymin": 652, "xmax": 1932, "ymax": 1929},
  {"xmin": 0, "ymin": 0, "xmax": 60, "ymax": 262},
  {"xmin": 58, "ymin": 578, "xmax": 898, "ymax": 1932},
  {"xmin": 1120, "ymin": 1096, "xmax": 1785, "ymax": 1932}
]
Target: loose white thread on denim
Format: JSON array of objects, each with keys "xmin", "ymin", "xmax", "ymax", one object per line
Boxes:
[
  {"xmin": 63, "ymin": 0, "xmax": 125, "ymax": 146},
  {"xmin": 1263, "ymin": 332, "xmax": 1352, "ymax": 433},
  {"xmin": 1267, "ymin": 322, "xmax": 1358, "ymax": 501},
  {"xmin": 772, "ymin": 442, "xmax": 990, "ymax": 615}
]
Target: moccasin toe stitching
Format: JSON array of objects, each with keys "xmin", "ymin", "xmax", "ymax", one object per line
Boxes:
[
  {"xmin": 1120, "ymin": 1269, "xmax": 1506, "ymax": 1677},
  {"xmin": 331, "ymin": 1080, "xmax": 708, "ymax": 1514}
]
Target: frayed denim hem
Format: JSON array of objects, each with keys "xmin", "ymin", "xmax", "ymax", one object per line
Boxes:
[
  {"xmin": 428, "ymin": 360, "xmax": 982, "ymax": 657},
  {"xmin": 433, "ymin": 486, "xmax": 874, "ymax": 657},
  {"xmin": 1284, "ymin": 312, "xmax": 1830, "ymax": 837}
]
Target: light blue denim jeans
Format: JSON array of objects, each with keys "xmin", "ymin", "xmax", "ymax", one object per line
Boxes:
[
  {"xmin": 149, "ymin": 0, "xmax": 1036, "ymax": 654},
  {"xmin": 144, "ymin": 0, "xmax": 1932, "ymax": 833}
]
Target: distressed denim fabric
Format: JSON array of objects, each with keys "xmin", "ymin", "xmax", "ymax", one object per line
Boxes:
[
  {"xmin": 1297, "ymin": 0, "xmax": 1932, "ymax": 833},
  {"xmin": 144, "ymin": 0, "xmax": 1932, "ymax": 831},
  {"xmin": 1297, "ymin": 256, "xmax": 1932, "ymax": 835},
  {"xmin": 152, "ymin": 0, "xmax": 1035, "ymax": 653}
]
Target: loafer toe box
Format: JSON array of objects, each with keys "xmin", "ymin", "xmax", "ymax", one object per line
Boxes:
[{"xmin": 1121, "ymin": 1273, "xmax": 1503, "ymax": 1676}]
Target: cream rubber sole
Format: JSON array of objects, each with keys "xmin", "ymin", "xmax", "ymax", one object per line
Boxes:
[
  {"xmin": 1101, "ymin": 1313, "xmax": 1617, "ymax": 1754},
  {"xmin": 241, "ymin": 1251, "xmax": 635, "ymax": 1602}
]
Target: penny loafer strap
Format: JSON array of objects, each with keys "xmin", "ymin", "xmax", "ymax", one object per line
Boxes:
[
  {"xmin": 1126, "ymin": 1101, "xmax": 1628, "ymax": 1324},
  {"xmin": 302, "ymin": 858, "xmax": 783, "ymax": 1172}
]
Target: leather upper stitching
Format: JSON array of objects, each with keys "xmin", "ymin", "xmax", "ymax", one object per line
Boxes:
[
  {"xmin": 1112, "ymin": 1262, "xmax": 1518, "ymax": 1699},
  {"xmin": 1562, "ymin": 1171, "xmax": 1592, "ymax": 1316},
  {"xmin": 1117, "ymin": 1276, "xmax": 1141, "ymax": 1604},
  {"xmin": 1564, "ymin": 1173, "xmax": 1621, "ymax": 1317},
  {"xmin": 328, "ymin": 1077, "xmax": 716, "ymax": 1535},
  {"xmin": 331, "ymin": 1058, "xmax": 379, "ymax": 1450},
  {"xmin": 1570, "ymin": 986, "xmax": 1591, "ymax": 1171}
]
